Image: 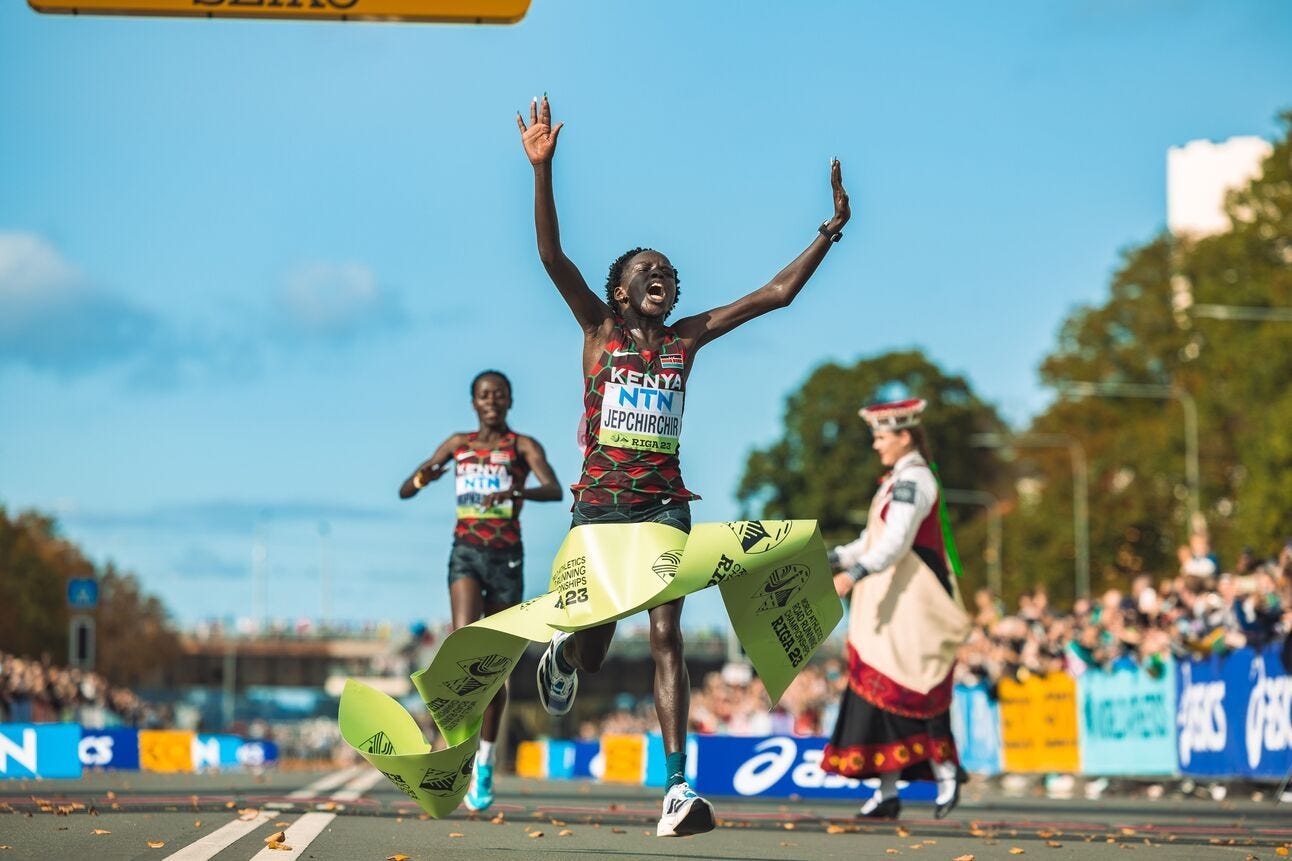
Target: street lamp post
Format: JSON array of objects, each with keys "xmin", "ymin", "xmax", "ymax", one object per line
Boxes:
[
  {"xmin": 942, "ymin": 488, "xmax": 1003, "ymax": 597},
  {"xmin": 1059, "ymin": 381, "xmax": 1199, "ymax": 528},
  {"xmin": 970, "ymin": 434, "xmax": 1090, "ymax": 600}
]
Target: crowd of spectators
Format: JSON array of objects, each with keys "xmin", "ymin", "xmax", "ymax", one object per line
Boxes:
[
  {"xmin": 0, "ymin": 651, "xmax": 162, "ymax": 728},
  {"xmin": 957, "ymin": 538, "xmax": 1292, "ymax": 689},
  {"xmin": 582, "ymin": 537, "xmax": 1292, "ymax": 736}
]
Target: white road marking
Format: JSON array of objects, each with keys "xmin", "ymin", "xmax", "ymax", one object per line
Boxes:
[
  {"xmin": 286, "ymin": 765, "xmax": 364, "ymax": 798},
  {"xmin": 161, "ymin": 765, "xmax": 376, "ymax": 861},
  {"xmin": 162, "ymin": 810, "xmax": 275, "ymax": 861},
  {"xmin": 247, "ymin": 768, "xmax": 386, "ymax": 859}
]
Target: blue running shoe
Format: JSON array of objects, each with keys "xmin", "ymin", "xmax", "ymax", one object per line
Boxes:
[{"xmin": 464, "ymin": 762, "xmax": 494, "ymax": 812}]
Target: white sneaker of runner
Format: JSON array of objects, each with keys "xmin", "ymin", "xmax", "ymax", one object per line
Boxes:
[
  {"xmin": 656, "ymin": 781, "xmax": 715, "ymax": 837},
  {"xmin": 536, "ymin": 630, "xmax": 578, "ymax": 716}
]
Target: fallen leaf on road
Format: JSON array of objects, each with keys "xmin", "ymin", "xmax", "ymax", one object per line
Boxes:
[
  {"xmin": 275, "ymin": 821, "xmax": 290, "ymax": 827},
  {"xmin": 1277, "ymin": 849, "xmax": 1289, "ymax": 857},
  {"xmin": 953, "ymin": 855, "xmax": 975, "ymax": 861},
  {"xmin": 387, "ymin": 854, "xmax": 413, "ymax": 859},
  {"xmin": 783, "ymin": 822, "xmax": 796, "ymax": 830},
  {"xmin": 885, "ymin": 850, "xmax": 900, "ymax": 856},
  {"xmin": 559, "ymin": 830, "xmax": 573, "ymax": 837},
  {"xmin": 529, "ymin": 831, "xmax": 544, "ymax": 838},
  {"xmin": 1047, "ymin": 841, "xmax": 1063, "ymax": 848},
  {"xmin": 550, "ymin": 819, "xmax": 566, "ymax": 826},
  {"xmin": 896, "ymin": 826, "xmax": 911, "ymax": 837},
  {"xmin": 610, "ymin": 828, "xmax": 626, "ymax": 834},
  {"xmin": 147, "ymin": 842, "xmax": 165, "ymax": 849},
  {"xmin": 826, "ymin": 825, "xmax": 846, "ymax": 834},
  {"xmin": 266, "ymin": 841, "xmax": 292, "ymax": 852},
  {"xmin": 1010, "ymin": 850, "xmax": 1025, "ymax": 855},
  {"xmin": 490, "ymin": 814, "xmax": 505, "ymax": 825},
  {"xmin": 193, "ymin": 820, "xmax": 202, "ymax": 828},
  {"xmin": 238, "ymin": 808, "xmax": 259, "ymax": 820},
  {"xmin": 92, "ymin": 829, "xmax": 111, "ymax": 835},
  {"xmin": 265, "ymin": 831, "xmax": 286, "ymax": 845}
]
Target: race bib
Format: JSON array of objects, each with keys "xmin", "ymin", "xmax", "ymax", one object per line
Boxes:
[
  {"xmin": 598, "ymin": 382, "xmax": 684, "ymax": 454},
  {"xmin": 455, "ymin": 465, "xmax": 513, "ymax": 519}
]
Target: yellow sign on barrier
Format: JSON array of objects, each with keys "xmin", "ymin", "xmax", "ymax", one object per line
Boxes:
[
  {"xmin": 513, "ymin": 740, "xmax": 544, "ymax": 778},
  {"xmin": 139, "ymin": 729, "xmax": 195, "ymax": 774},
  {"xmin": 27, "ymin": 0, "xmax": 531, "ymax": 24},
  {"xmin": 600, "ymin": 734, "xmax": 644, "ymax": 784},
  {"xmin": 338, "ymin": 520, "xmax": 841, "ymax": 817},
  {"xmin": 998, "ymin": 672, "xmax": 1079, "ymax": 773}
]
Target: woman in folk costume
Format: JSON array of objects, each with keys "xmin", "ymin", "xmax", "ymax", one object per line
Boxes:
[{"xmin": 822, "ymin": 398, "xmax": 972, "ymax": 820}]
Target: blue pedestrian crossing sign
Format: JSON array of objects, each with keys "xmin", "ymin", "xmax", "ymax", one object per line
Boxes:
[{"xmin": 67, "ymin": 578, "xmax": 99, "ymax": 610}]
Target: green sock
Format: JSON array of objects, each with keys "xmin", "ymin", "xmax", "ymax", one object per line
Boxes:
[{"xmin": 665, "ymin": 751, "xmax": 686, "ymax": 792}]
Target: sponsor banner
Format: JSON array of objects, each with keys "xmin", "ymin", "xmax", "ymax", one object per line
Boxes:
[
  {"xmin": 78, "ymin": 728, "xmax": 140, "ymax": 770},
  {"xmin": 1078, "ymin": 662, "xmax": 1176, "ymax": 776},
  {"xmin": 950, "ymin": 684, "xmax": 1001, "ymax": 775},
  {"xmin": 570, "ymin": 740, "xmax": 598, "ymax": 779},
  {"xmin": 547, "ymin": 740, "xmax": 575, "ymax": 780},
  {"xmin": 691, "ymin": 735, "xmax": 934, "ymax": 801},
  {"xmin": 1177, "ymin": 644, "xmax": 1292, "ymax": 779},
  {"xmin": 514, "ymin": 740, "xmax": 545, "ymax": 778},
  {"xmin": 193, "ymin": 734, "xmax": 243, "ymax": 771},
  {"xmin": 999, "ymin": 673, "xmax": 1079, "ymax": 773},
  {"xmin": 601, "ymin": 734, "xmax": 645, "ymax": 784},
  {"xmin": 236, "ymin": 739, "xmax": 278, "ymax": 768},
  {"xmin": 139, "ymin": 729, "xmax": 196, "ymax": 774},
  {"xmin": 0, "ymin": 724, "xmax": 82, "ymax": 779}
]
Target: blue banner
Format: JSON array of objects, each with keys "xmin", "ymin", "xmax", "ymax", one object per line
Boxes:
[
  {"xmin": 547, "ymin": 740, "xmax": 575, "ymax": 780},
  {"xmin": 0, "ymin": 724, "xmax": 83, "ymax": 779},
  {"xmin": 569, "ymin": 740, "xmax": 598, "ymax": 779},
  {"xmin": 77, "ymin": 728, "xmax": 140, "ymax": 770},
  {"xmin": 235, "ymin": 739, "xmax": 279, "ymax": 768},
  {"xmin": 193, "ymin": 734, "xmax": 244, "ymax": 770},
  {"xmin": 950, "ymin": 684, "xmax": 1001, "ymax": 775},
  {"xmin": 1177, "ymin": 644, "xmax": 1292, "ymax": 779},
  {"xmin": 691, "ymin": 735, "xmax": 935, "ymax": 801},
  {"xmin": 1079, "ymin": 661, "xmax": 1176, "ymax": 775}
]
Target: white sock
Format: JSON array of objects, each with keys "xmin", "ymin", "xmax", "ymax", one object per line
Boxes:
[
  {"xmin": 477, "ymin": 740, "xmax": 495, "ymax": 767},
  {"xmin": 931, "ymin": 760, "xmax": 957, "ymax": 804},
  {"xmin": 859, "ymin": 773, "xmax": 899, "ymax": 813}
]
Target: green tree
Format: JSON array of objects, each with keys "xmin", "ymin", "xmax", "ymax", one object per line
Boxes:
[
  {"xmin": 736, "ymin": 350, "xmax": 1010, "ymax": 593},
  {"xmin": 0, "ymin": 506, "xmax": 179, "ymax": 686},
  {"xmin": 1020, "ymin": 112, "xmax": 1292, "ymax": 585}
]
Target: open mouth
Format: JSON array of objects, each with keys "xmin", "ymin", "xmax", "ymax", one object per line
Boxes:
[{"xmin": 645, "ymin": 283, "xmax": 668, "ymax": 303}]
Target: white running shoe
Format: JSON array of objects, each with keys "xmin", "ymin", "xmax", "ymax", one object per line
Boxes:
[
  {"xmin": 536, "ymin": 630, "xmax": 578, "ymax": 716},
  {"xmin": 656, "ymin": 781, "xmax": 715, "ymax": 837}
]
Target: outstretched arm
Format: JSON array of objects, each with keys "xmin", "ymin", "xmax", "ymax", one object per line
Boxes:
[
  {"xmin": 674, "ymin": 159, "xmax": 850, "ymax": 354},
  {"xmin": 517, "ymin": 95, "xmax": 611, "ymax": 335},
  {"xmin": 398, "ymin": 434, "xmax": 464, "ymax": 499}
]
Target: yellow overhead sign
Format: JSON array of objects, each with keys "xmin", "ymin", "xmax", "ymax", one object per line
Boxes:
[{"xmin": 28, "ymin": 0, "xmax": 530, "ymax": 24}]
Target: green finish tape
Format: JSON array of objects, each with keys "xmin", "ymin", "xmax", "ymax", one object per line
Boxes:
[{"xmin": 338, "ymin": 520, "xmax": 841, "ymax": 816}]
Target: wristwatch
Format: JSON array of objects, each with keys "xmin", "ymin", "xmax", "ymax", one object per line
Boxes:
[{"xmin": 818, "ymin": 222, "xmax": 843, "ymax": 243}]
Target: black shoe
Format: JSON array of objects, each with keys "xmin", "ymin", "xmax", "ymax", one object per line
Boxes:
[
  {"xmin": 856, "ymin": 796, "xmax": 901, "ymax": 819},
  {"xmin": 933, "ymin": 781, "xmax": 961, "ymax": 819}
]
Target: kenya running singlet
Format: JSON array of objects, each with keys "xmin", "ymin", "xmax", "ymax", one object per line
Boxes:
[
  {"xmin": 572, "ymin": 319, "xmax": 698, "ymax": 505},
  {"xmin": 453, "ymin": 432, "xmax": 529, "ymax": 548}
]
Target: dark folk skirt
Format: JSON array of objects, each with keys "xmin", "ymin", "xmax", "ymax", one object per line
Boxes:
[{"xmin": 821, "ymin": 644, "xmax": 960, "ymax": 781}]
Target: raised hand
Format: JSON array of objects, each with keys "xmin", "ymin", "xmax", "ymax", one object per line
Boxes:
[
  {"xmin": 824, "ymin": 158, "xmax": 850, "ymax": 233},
  {"xmin": 517, "ymin": 94, "xmax": 564, "ymax": 166}
]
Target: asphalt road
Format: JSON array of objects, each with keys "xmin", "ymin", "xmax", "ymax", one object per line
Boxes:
[{"xmin": 2, "ymin": 766, "xmax": 1290, "ymax": 860}]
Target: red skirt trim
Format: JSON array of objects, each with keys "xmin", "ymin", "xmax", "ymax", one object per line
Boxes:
[
  {"xmin": 822, "ymin": 733, "xmax": 957, "ymax": 779},
  {"xmin": 847, "ymin": 642, "xmax": 953, "ymax": 719}
]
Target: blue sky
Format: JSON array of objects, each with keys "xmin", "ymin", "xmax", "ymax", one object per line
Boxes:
[{"xmin": 2, "ymin": 0, "xmax": 1290, "ymax": 631}]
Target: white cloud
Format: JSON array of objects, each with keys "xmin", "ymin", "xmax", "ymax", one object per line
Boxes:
[
  {"xmin": 277, "ymin": 262, "xmax": 406, "ymax": 342},
  {"xmin": 0, "ymin": 232, "xmax": 158, "ymax": 375}
]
